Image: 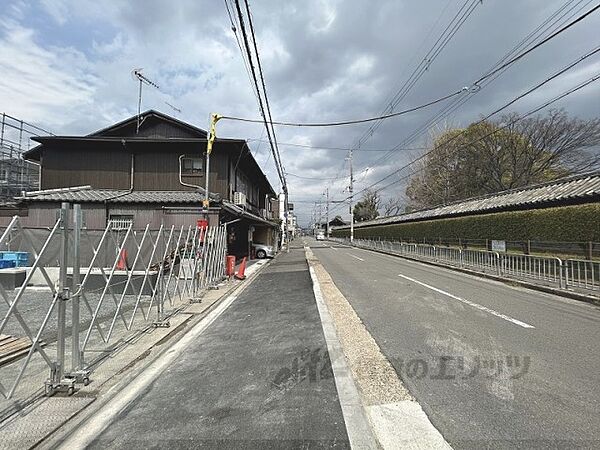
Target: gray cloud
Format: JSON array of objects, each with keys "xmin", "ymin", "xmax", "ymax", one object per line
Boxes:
[{"xmin": 2, "ymin": 0, "xmax": 599, "ymax": 224}]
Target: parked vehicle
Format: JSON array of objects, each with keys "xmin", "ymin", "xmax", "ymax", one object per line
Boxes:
[
  {"xmin": 252, "ymin": 243, "xmax": 275, "ymax": 259},
  {"xmin": 316, "ymin": 231, "xmax": 325, "ymax": 241}
]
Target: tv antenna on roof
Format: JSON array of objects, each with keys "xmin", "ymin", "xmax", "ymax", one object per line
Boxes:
[
  {"xmin": 164, "ymin": 101, "xmax": 182, "ymax": 114},
  {"xmin": 132, "ymin": 68, "xmax": 160, "ymax": 133}
]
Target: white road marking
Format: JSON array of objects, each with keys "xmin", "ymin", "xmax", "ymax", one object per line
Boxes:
[
  {"xmin": 398, "ymin": 273, "xmax": 535, "ymax": 329},
  {"xmin": 367, "ymin": 401, "xmax": 452, "ymax": 449},
  {"xmin": 330, "ymin": 246, "xmax": 337, "ymax": 250},
  {"xmin": 347, "ymin": 253, "xmax": 364, "ymax": 261}
]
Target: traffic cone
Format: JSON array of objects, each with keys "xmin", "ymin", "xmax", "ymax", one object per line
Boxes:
[
  {"xmin": 235, "ymin": 257, "xmax": 247, "ymax": 280},
  {"xmin": 116, "ymin": 249, "xmax": 128, "ymax": 270}
]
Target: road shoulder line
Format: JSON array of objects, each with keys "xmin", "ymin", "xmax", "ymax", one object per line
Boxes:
[{"xmin": 305, "ymin": 245, "xmax": 452, "ymax": 449}]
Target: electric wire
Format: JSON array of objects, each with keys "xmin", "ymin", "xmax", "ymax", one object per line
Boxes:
[
  {"xmin": 220, "ymin": 89, "xmax": 465, "ymax": 127},
  {"xmin": 231, "ymin": 0, "xmax": 286, "ymax": 192},
  {"xmin": 361, "ymin": 0, "xmax": 599, "ymax": 170},
  {"xmin": 243, "ymin": 0, "xmax": 287, "ymax": 193},
  {"xmin": 327, "ymin": 71, "xmax": 600, "ymax": 215},
  {"xmin": 247, "ymin": 139, "xmax": 429, "ymax": 152}
]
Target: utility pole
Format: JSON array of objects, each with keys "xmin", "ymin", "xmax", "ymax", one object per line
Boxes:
[
  {"xmin": 204, "ymin": 113, "xmax": 222, "ymax": 212},
  {"xmin": 318, "ymin": 200, "xmax": 323, "ymax": 233},
  {"xmin": 283, "ymin": 190, "xmax": 290, "ymax": 252},
  {"xmin": 348, "ymin": 149, "xmax": 354, "ymax": 243},
  {"xmin": 325, "ymin": 187, "xmax": 330, "ymax": 238}
]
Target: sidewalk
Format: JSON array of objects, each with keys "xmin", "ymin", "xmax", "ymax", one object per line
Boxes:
[
  {"xmin": 81, "ymin": 248, "xmax": 351, "ymax": 448},
  {"xmin": 0, "ymin": 259, "xmax": 268, "ymax": 449}
]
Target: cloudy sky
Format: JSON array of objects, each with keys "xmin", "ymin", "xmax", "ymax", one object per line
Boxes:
[{"xmin": 1, "ymin": 0, "xmax": 599, "ymax": 225}]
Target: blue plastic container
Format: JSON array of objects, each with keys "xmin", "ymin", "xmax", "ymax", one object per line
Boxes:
[
  {"xmin": 0, "ymin": 252, "xmax": 29, "ymax": 267},
  {"xmin": 0, "ymin": 260, "xmax": 16, "ymax": 269}
]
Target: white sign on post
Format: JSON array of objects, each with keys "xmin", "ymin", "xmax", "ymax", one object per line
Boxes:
[{"xmin": 491, "ymin": 240, "xmax": 506, "ymax": 252}]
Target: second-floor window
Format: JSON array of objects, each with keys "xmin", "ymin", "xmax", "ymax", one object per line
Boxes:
[{"xmin": 182, "ymin": 157, "xmax": 203, "ymax": 175}]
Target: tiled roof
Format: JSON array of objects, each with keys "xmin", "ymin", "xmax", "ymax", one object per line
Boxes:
[
  {"xmin": 16, "ymin": 186, "xmax": 219, "ymax": 203},
  {"xmin": 221, "ymin": 202, "xmax": 278, "ymax": 227},
  {"xmin": 338, "ymin": 171, "xmax": 600, "ymax": 230}
]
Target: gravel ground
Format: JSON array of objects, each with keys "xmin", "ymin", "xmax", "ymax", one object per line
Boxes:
[{"xmin": 305, "ymin": 246, "xmax": 412, "ymax": 406}]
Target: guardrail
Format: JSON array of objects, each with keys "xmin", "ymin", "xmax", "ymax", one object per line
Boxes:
[
  {"xmin": 330, "ymin": 237, "xmax": 599, "ymax": 296},
  {"xmin": 0, "ymin": 203, "xmax": 228, "ymax": 399}
]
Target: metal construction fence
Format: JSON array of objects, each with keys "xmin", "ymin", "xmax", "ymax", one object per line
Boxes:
[
  {"xmin": 329, "ymin": 237, "xmax": 599, "ymax": 296},
  {"xmin": 0, "ymin": 203, "xmax": 227, "ymax": 399}
]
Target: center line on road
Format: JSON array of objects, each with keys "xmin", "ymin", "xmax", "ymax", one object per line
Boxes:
[
  {"xmin": 347, "ymin": 253, "xmax": 364, "ymax": 261},
  {"xmin": 398, "ymin": 274, "xmax": 535, "ymax": 329}
]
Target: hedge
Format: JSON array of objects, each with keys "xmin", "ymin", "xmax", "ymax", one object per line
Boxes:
[{"xmin": 332, "ymin": 202, "xmax": 600, "ymax": 242}]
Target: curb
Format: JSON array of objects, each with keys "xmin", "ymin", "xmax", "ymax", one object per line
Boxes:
[{"xmin": 339, "ymin": 243, "xmax": 600, "ymax": 306}]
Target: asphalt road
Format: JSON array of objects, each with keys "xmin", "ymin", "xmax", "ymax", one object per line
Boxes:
[
  {"xmin": 308, "ymin": 238, "xmax": 600, "ymax": 449},
  {"xmin": 88, "ymin": 249, "xmax": 350, "ymax": 449}
]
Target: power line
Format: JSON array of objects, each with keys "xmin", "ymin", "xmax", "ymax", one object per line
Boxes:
[
  {"xmin": 243, "ymin": 0, "xmax": 287, "ymax": 192},
  {"xmin": 223, "ymin": 0, "xmax": 262, "ymax": 108},
  {"xmin": 394, "ymin": 0, "xmax": 597, "ymax": 152},
  {"xmin": 320, "ymin": 0, "xmax": 480, "ymax": 199},
  {"xmin": 328, "ymin": 64, "xmax": 600, "ymax": 215},
  {"xmin": 247, "ymin": 139, "xmax": 429, "ymax": 152},
  {"xmin": 357, "ymin": 0, "xmax": 600, "ymax": 171},
  {"xmin": 285, "ymin": 170, "xmax": 366, "ymax": 181},
  {"xmin": 352, "ymin": 0, "xmax": 482, "ymax": 151},
  {"xmin": 231, "ymin": 0, "xmax": 286, "ymax": 191},
  {"xmin": 473, "ymin": 2, "xmax": 600, "ymax": 86},
  {"xmin": 220, "ymin": 89, "xmax": 465, "ymax": 127}
]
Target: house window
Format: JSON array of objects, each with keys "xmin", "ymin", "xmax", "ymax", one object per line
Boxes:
[{"xmin": 182, "ymin": 157, "xmax": 203, "ymax": 175}]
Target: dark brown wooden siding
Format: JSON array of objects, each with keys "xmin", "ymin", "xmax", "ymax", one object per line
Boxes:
[
  {"xmin": 41, "ymin": 145, "xmax": 130, "ymax": 190},
  {"xmin": 37, "ymin": 140, "xmax": 272, "ymax": 201},
  {"xmin": 134, "ymin": 152, "xmax": 192, "ymax": 191}
]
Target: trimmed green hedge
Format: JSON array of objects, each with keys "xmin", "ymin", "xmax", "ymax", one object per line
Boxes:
[{"xmin": 332, "ymin": 203, "xmax": 600, "ymax": 242}]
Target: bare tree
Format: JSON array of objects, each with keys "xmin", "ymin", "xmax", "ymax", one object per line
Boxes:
[
  {"xmin": 406, "ymin": 109, "xmax": 600, "ymax": 209},
  {"xmin": 382, "ymin": 197, "xmax": 404, "ymax": 216}
]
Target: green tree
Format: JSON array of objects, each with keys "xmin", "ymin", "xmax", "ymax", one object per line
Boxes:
[
  {"xmin": 406, "ymin": 110, "xmax": 600, "ymax": 209},
  {"xmin": 353, "ymin": 190, "xmax": 380, "ymax": 222}
]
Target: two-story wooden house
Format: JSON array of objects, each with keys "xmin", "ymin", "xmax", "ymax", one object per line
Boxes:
[{"xmin": 2, "ymin": 110, "xmax": 279, "ymax": 256}]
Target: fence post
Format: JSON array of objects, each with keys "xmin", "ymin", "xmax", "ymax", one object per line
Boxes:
[
  {"xmin": 56, "ymin": 203, "xmax": 69, "ymax": 382},
  {"xmin": 71, "ymin": 204, "xmax": 81, "ymax": 370},
  {"xmin": 45, "ymin": 202, "xmax": 76, "ymax": 395},
  {"xmin": 558, "ymin": 258, "xmax": 566, "ymax": 289},
  {"xmin": 65, "ymin": 204, "xmax": 91, "ymax": 385},
  {"xmin": 495, "ymin": 252, "xmax": 501, "ymax": 276},
  {"xmin": 587, "ymin": 241, "xmax": 593, "ymax": 261}
]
